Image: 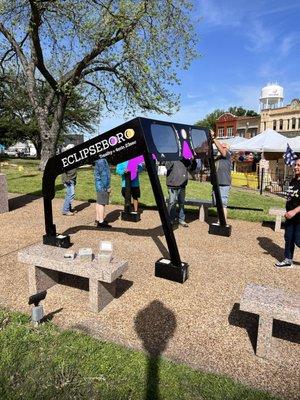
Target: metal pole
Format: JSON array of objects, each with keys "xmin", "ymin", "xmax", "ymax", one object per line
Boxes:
[
  {"xmin": 208, "ymin": 148, "xmax": 226, "ymax": 226},
  {"xmin": 260, "ymin": 168, "xmax": 265, "ymax": 195},
  {"xmin": 142, "ymin": 152, "xmax": 182, "ymax": 267},
  {"xmin": 124, "ymin": 172, "xmax": 132, "ymax": 213}
]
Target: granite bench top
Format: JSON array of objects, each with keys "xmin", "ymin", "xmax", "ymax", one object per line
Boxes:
[
  {"xmin": 268, "ymin": 207, "xmax": 286, "ymax": 216},
  {"xmin": 18, "ymin": 243, "xmax": 128, "ymax": 284},
  {"xmin": 240, "ymin": 283, "xmax": 300, "ymax": 325},
  {"xmin": 184, "ymin": 198, "xmax": 213, "ymax": 206},
  {"xmin": 165, "ymin": 197, "xmax": 213, "ymax": 206}
]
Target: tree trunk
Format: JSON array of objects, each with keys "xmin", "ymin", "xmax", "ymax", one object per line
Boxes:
[
  {"xmin": 36, "ymin": 141, "xmax": 42, "ymax": 159},
  {"xmin": 39, "ymin": 130, "xmax": 58, "ymax": 171}
]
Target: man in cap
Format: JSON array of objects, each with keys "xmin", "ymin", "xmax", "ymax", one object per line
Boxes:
[{"xmin": 210, "ymin": 130, "xmax": 232, "ymax": 222}]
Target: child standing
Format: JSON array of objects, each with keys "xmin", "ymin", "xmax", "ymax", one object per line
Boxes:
[
  {"xmin": 116, "ymin": 160, "xmax": 143, "ymax": 213},
  {"xmin": 94, "ymin": 157, "xmax": 111, "ymax": 228}
]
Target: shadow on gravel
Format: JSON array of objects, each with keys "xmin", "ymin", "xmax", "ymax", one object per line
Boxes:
[
  {"xmin": 42, "ymin": 307, "xmax": 63, "ymax": 323},
  {"xmin": 62, "ymin": 224, "xmax": 170, "ymax": 259},
  {"xmin": 257, "ymin": 236, "xmax": 283, "ymax": 261},
  {"xmin": 72, "ymin": 201, "xmax": 91, "ymax": 213},
  {"xmin": 229, "ymin": 303, "xmax": 300, "ymax": 353},
  {"xmin": 134, "ymin": 300, "xmax": 176, "ymax": 400},
  {"xmin": 262, "ymin": 220, "xmax": 285, "ymax": 230},
  {"xmin": 8, "ymin": 184, "xmax": 64, "ymax": 211},
  {"xmin": 228, "ymin": 303, "xmax": 258, "ymax": 352},
  {"xmin": 9, "ymin": 193, "xmax": 41, "ymax": 211},
  {"xmin": 273, "ymin": 320, "xmax": 300, "ymax": 344}
]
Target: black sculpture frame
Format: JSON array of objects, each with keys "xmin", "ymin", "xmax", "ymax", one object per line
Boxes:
[{"xmin": 42, "ymin": 117, "xmax": 230, "ymax": 283}]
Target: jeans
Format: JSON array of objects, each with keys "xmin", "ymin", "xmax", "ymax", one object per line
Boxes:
[
  {"xmin": 168, "ymin": 187, "xmax": 186, "ymax": 223},
  {"xmin": 212, "ymin": 185, "xmax": 231, "ymax": 207},
  {"xmin": 62, "ymin": 181, "xmax": 75, "ymax": 214},
  {"xmin": 284, "ymin": 220, "xmax": 300, "ymax": 259}
]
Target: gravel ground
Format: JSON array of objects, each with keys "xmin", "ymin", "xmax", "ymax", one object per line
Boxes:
[{"xmin": 0, "ymin": 193, "xmax": 299, "ymax": 399}]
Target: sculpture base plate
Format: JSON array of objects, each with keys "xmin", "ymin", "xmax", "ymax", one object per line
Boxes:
[
  {"xmin": 121, "ymin": 211, "xmax": 141, "ymax": 222},
  {"xmin": 209, "ymin": 223, "xmax": 231, "ymax": 237},
  {"xmin": 155, "ymin": 258, "xmax": 188, "ymax": 283},
  {"xmin": 43, "ymin": 234, "xmax": 71, "ymax": 248}
]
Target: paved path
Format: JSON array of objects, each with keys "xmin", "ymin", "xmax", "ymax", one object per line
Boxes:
[{"xmin": 0, "ymin": 194, "xmax": 299, "ymax": 399}]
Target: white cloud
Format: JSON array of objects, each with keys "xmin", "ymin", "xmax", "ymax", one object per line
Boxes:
[
  {"xmin": 229, "ymin": 84, "xmax": 261, "ymax": 111},
  {"xmin": 245, "ymin": 21, "xmax": 275, "ymax": 53},
  {"xmin": 198, "ymin": 0, "xmax": 242, "ymax": 28},
  {"xmin": 279, "ymin": 34, "xmax": 297, "ymax": 57},
  {"xmin": 198, "ymin": 1, "xmax": 299, "ymax": 54}
]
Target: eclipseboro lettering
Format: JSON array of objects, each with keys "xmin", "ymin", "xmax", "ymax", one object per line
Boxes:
[{"xmin": 61, "ymin": 131, "xmax": 129, "ymax": 168}]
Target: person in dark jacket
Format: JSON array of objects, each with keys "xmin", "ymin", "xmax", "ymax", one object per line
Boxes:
[
  {"xmin": 116, "ymin": 160, "xmax": 143, "ymax": 213},
  {"xmin": 94, "ymin": 157, "xmax": 111, "ymax": 228},
  {"xmin": 62, "ymin": 168, "xmax": 77, "ymax": 216},
  {"xmin": 166, "ymin": 159, "xmax": 196, "ymax": 227},
  {"xmin": 211, "ymin": 130, "xmax": 232, "ymax": 222},
  {"xmin": 275, "ymin": 158, "xmax": 300, "ymax": 268}
]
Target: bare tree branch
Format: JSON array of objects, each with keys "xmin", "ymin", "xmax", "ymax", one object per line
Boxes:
[
  {"xmin": 0, "ymin": 23, "xmax": 28, "ymax": 68},
  {"xmin": 28, "ymin": 0, "xmax": 57, "ymax": 90}
]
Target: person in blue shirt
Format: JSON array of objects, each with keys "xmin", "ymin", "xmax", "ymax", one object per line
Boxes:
[
  {"xmin": 94, "ymin": 158, "xmax": 111, "ymax": 228},
  {"xmin": 116, "ymin": 160, "xmax": 143, "ymax": 213}
]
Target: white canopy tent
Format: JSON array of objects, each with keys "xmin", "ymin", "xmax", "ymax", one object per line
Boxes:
[
  {"xmin": 219, "ymin": 136, "xmax": 248, "ymax": 146},
  {"xmin": 287, "ymin": 136, "xmax": 300, "ymax": 152},
  {"xmin": 230, "ymin": 129, "xmax": 290, "ymax": 153}
]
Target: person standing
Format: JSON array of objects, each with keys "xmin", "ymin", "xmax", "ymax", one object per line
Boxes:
[
  {"xmin": 94, "ymin": 157, "xmax": 111, "ymax": 228},
  {"xmin": 275, "ymin": 158, "xmax": 300, "ymax": 268},
  {"xmin": 116, "ymin": 160, "xmax": 143, "ymax": 213},
  {"xmin": 62, "ymin": 168, "xmax": 77, "ymax": 216},
  {"xmin": 166, "ymin": 159, "xmax": 196, "ymax": 227},
  {"xmin": 210, "ymin": 130, "xmax": 232, "ymax": 221}
]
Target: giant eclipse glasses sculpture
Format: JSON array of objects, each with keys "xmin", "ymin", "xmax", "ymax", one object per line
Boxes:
[{"xmin": 42, "ymin": 117, "xmax": 231, "ymax": 283}]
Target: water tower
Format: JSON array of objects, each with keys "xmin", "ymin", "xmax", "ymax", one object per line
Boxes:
[{"xmin": 260, "ymin": 83, "xmax": 284, "ymax": 110}]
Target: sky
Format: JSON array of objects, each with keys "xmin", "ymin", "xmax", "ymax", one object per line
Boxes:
[{"xmin": 98, "ymin": 0, "xmax": 300, "ymax": 134}]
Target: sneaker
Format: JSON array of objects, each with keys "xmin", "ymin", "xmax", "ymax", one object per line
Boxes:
[
  {"xmin": 102, "ymin": 220, "xmax": 111, "ymax": 226},
  {"xmin": 97, "ymin": 221, "xmax": 112, "ymax": 229},
  {"xmin": 179, "ymin": 220, "xmax": 189, "ymax": 227},
  {"xmin": 275, "ymin": 259, "xmax": 293, "ymax": 268},
  {"xmin": 62, "ymin": 211, "xmax": 74, "ymax": 216}
]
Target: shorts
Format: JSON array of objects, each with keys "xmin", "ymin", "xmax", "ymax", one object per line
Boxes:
[
  {"xmin": 212, "ymin": 185, "xmax": 230, "ymax": 207},
  {"xmin": 97, "ymin": 191, "xmax": 109, "ymax": 205},
  {"xmin": 121, "ymin": 187, "xmax": 140, "ymax": 200}
]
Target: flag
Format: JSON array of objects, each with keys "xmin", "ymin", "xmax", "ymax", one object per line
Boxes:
[{"xmin": 283, "ymin": 144, "xmax": 298, "ymax": 166}]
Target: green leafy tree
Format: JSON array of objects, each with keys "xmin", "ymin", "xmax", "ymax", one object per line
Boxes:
[
  {"xmin": 0, "ymin": 72, "xmax": 99, "ymax": 157},
  {"xmin": 195, "ymin": 109, "xmax": 225, "ymax": 130},
  {"xmin": 195, "ymin": 107, "xmax": 259, "ymax": 130},
  {"xmin": 228, "ymin": 106, "xmax": 259, "ymax": 117},
  {"xmin": 0, "ymin": 0, "xmax": 197, "ymax": 169}
]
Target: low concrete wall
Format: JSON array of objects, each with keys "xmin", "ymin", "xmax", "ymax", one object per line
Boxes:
[{"xmin": 0, "ymin": 173, "xmax": 9, "ymax": 213}]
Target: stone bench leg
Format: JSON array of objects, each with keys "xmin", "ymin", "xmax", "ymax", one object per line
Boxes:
[
  {"xmin": 28, "ymin": 265, "xmax": 59, "ymax": 295},
  {"xmin": 256, "ymin": 315, "xmax": 273, "ymax": 358},
  {"xmin": 89, "ymin": 278, "xmax": 117, "ymax": 312},
  {"xmin": 0, "ymin": 174, "xmax": 9, "ymax": 214},
  {"xmin": 274, "ymin": 215, "xmax": 282, "ymax": 232},
  {"xmin": 199, "ymin": 205, "xmax": 204, "ymax": 222},
  {"xmin": 198, "ymin": 205, "xmax": 209, "ymax": 222}
]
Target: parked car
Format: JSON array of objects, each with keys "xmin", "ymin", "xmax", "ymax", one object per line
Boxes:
[{"xmin": 4, "ymin": 149, "xmax": 19, "ymax": 157}]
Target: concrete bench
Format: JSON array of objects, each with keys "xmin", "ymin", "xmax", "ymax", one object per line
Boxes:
[
  {"xmin": 165, "ymin": 197, "xmax": 213, "ymax": 222},
  {"xmin": 0, "ymin": 173, "xmax": 9, "ymax": 213},
  {"xmin": 18, "ymin": 243, "xmax": 128, "ymax": 312},
  {"xmin": 240, "ymin": 283, "xmax": 300, "ymax": 358},
  {"xmin": 268, "ymin": 207, "xmax": 286, "ymax": 232}
]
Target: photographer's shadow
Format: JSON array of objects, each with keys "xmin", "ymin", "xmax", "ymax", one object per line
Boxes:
[{"xmin": 134, "ymin": 300, "xmax": 176, "ymax": 400}]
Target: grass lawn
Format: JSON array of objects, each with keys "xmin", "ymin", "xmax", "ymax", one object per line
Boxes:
[
  {"xmin": 1, "ymin": 158, "xmax": 285, "ymax": 222},
  {"xmin": 0, "ymin": 309, "xmax": 279, "ymax": 400}
]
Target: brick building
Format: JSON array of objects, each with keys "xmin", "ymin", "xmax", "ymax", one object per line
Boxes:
[
  {"xmin": 260, "ymin": 98, "xmax": 300, "ymax": 138},
  {"xmin": 216, "ymin": 113, "xmax": 260, "ymax": 139}
]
